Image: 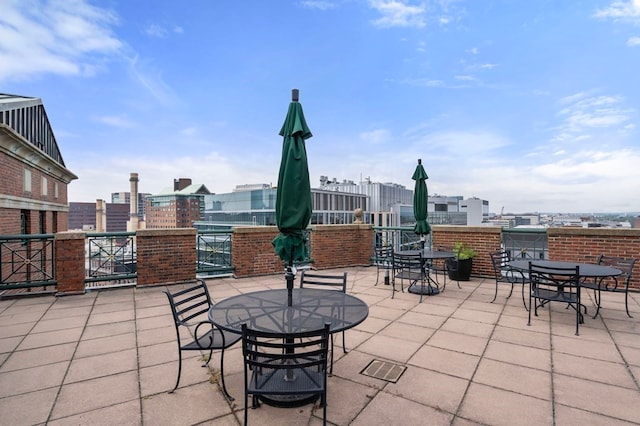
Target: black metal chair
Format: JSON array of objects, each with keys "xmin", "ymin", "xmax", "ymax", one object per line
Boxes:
[
  {"xmin": 580, "ymin": 255, "xmax": 637, "ymax": 318},
  {"xmin": 241, "ymin": 322, "xmax": 331, "ymax": 426},
  {"xmin": 392, "ymin": 251, "xmax": 425, "ymax": 301},
  {"xmin": 489, "ymin": 250, "xmax": 528, "ymax": 310},
  {"xmin": 164, "ymin": 279, "xmax": 241, "ymax": 399},
  {"xmin": 528, "ymin": 262, "xmax": 583, "ymax": 336},
  {"xmin": 300, "ymin": 270, "xmax": 347, "ymax": 374},
  {"xmin": 373, "ymin": 245, "xmax": 393, "ymax": 286}
]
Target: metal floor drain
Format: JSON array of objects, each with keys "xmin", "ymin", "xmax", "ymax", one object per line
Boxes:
[{"xmin": 360, "ymin": 359, "xmax": 406, "ymax": 383}]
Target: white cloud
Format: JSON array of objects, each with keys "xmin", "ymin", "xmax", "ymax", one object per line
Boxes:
[
  {"xmin": 369, "ymin": 0, "xmax": 426, "ymax": 28},
  {"xmin": 627, "ymin": 36, "xmax": 640, "ymax": 45},
  {"xmin": 145, "ymin": 24, "xmax": 167, "ymax": 38},
  {"xmin": 127, "ymin": 54, "xmax": 180, "ymax": 106},
  {"xmin": 0, "ymin": 0, "xmax": 122, "ymax": 83},
  {"xmin": 593, "ymin": 0, "xmax": 640, "ymax": 21}
]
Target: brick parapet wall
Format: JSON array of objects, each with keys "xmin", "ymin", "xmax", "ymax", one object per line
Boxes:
[
  {"xmin": 136, "ymin": 228, "xmax": 197, "ymax": 287},
  {"xmin": 548, "ymin": 227, "xmax": 640, "ymax": 290},
  {"xmin": 232, "ymin": 227, "xmax": 282, "ymax": 277},
  {"xmin": 231, "ymin": 224, "xmax": 375, "ymax": 277},
  {"xmin": 432, "ymin": 225, "xmax": 502, "ymax": 277},
  {"xmin": 309, "ymin": 225, "xmax": 373, "ymax": 270},
  {"xmin": 55, "ymin": 231, "xmax": 86, "ymax": 295}
]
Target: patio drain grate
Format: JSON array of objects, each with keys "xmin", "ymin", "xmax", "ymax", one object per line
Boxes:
[{"xmin": 360, "ymin": 359, "xmax": 406, "ymax": 383}]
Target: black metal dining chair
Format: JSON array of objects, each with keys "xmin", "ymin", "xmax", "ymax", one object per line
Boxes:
[
  {"xmin": 489, "ymin": 250, "xmax": 528, "ymax": 310},
  {"xmin": 164, "ymin": 279, "xmax": 241, "ymax": 400},
  {"xmin": 241, "ymin": 322, "xmax": 331, "ymax": 425},
  {"xmin": 373, "ymin": 245, "xmax": 393, "ymax": 286},
  {"xmin": 528, "ymin": 262, "xmax": 583, "ymax": 335},
  {"xmin": 299, "ymin": 270, "xmax": 347, "ymax": 374},
  {"xmin": 580, "ymin": 255, "xmax": 636, "ymax": 318},
  {"xmin": 392, "ymin": 251, "xmax": 425, "ymax": 301}
]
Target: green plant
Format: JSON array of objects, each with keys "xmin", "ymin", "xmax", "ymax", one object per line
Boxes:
[{"xmin": 453, "ymin": 242, "xmax": 477, "ymax": 260}]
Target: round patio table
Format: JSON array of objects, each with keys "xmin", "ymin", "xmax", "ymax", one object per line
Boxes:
[
  {"xmin": 209, "ymin": 288, "xmax": 369, "ymax": 408},
  {"xmin": 508, "ymin": 260, "xmax": 621, "ymax": 278},
  {"xmin": 398, "ymin": 250, "xmax": 455, "ymax": 295}
]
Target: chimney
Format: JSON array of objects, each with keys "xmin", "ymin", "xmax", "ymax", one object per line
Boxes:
[
  {"xmin": 96, "ymin": 199, "xmax": 106, "ymax": 232},
  {"xmin": 127, "ymin": 172, "xmax": 139, "ymax": 232}
]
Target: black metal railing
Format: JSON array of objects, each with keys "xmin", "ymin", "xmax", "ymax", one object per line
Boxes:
[
  {"xmin": 0, "ymin": 234, "xmax": 56, "ymax": 291},
  {"xmin": 372, "ymin": 227, "xmax": 428, "ymax": 253},
  {"xmin": 86, "ymin": 232, "xmax": 136, "ymax": 289},
  {"xmin": 502, "ymin": 228, "xmax": 548, "ymax": 260},
  {"xmin": 197, "ymin": 230, "xmax": 233, "ymax": 276}
]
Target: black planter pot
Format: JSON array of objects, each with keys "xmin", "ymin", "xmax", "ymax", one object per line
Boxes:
[{"xmin": 447, "ymin": 258, "xmax": 473, "ymax": 281}]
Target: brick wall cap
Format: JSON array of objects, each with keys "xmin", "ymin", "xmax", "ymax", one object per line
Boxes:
[
  {"xmin": 137, "ymin": 228, "xmax": 196, "ymax": 237},
  {"xmin": 432, "ymin": 225, "xmax": 502, "ymax": 234},
  {"xmin": 55, "ymin": 231, "xmax": 85, "ymax": 240},
  {"xmin": 548, "ymin": 227, "xmax": 640, "ymax": 237},
  {"xmin": 233, "ymin": 226, "xmax": 278, "ymax": 234},
  {"xmin": 311, "ymin": 224, "xmax": 373, "ymax": 231}
]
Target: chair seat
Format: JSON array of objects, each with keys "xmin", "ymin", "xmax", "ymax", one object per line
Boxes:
[
  {"xmin": 181, "ymin": 327, "xmax": 241, "ymax": 351},
  {"xmin": 394, "ymin": 270, "xmax": 423, "ymax": 281},
  {"xmin": 248, "ymin": 365, "xmax": 325, "ymax": 395},
  {"xmin": 532, "ymin": 287, "xmax": 578, "ymax": 304}
]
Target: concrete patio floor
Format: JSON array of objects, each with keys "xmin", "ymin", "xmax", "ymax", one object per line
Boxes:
[{"xmin": 1, "ymin": 266, "xmax": 640, "ymax": 425}]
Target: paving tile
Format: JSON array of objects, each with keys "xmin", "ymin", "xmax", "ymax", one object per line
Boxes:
[
  {"xmin": 459, "ymin": 382, "xmax": 552, "ymax": 426},
  {"xmin": 16, "ymin": 327, "xmax": 83, "ymax": 351},
  {"xmin": 81, "ymin": 321, "xmax": 135, "ymax": 340},
  {"xmin": 64, "ymin": 348, "xmax": 138, "ymax": 383},
  {"xmin": 386, "ymin": 364, "xmax": 469, "ymax": 413},
  {"xmin": 0, "ymin": 322, "xmax": 35, "ymax": 339},
  {"xmin": 357, "ymin": 334, "xmax": 422, "ymax": 363},
  {"xmin": 396, "ymin": 310, "xmax": 448, "ymax": 329},
  {"xmin": 138, "ymin": 341, "xmax": 180, "ymax": 368},
  {"xmin": 553, "ymin": 352, "xmax": 636, "ymax": 388},
  {"xmin": 441, "ymin": 317, "xmax": 495, "ymax": 338},
  {"xmin": 554, "ymin": 404, "xmax": 638, "ymax": 426},
  {"xmin": 483, "ymin": 339, "xmax": 551, "ymax": 371},
  {"xmin": 351, "ymin": 390, "xmax": 452, "ymax": 425},
  {"xmin": 452, "ymin": 307, "xmax": 501, "ymax": 324},
  {"xmin": 86, "ymin": 309, "xmax": 135, "ymax": 326},
  {"xmin": 367, "ymin": 304, "xmax": 407, "ymax": 321},
  {"xmin": 74, "ymin": 332, "xmax": 137, "ymax": 358},
  {"xmin": 491, "ymin": 325, "xmax": 550, "ymax": 350},
  {"xmin": 473, "ymin": 358, "xmax": 551, "ymax": 400},
  {"xmin": 426, "ymin": 330, "xmax": 488, "ymax": 356},
  {"xmin": 142, "ymin": 381, "xmax": 234, "ymax": 425},
  {"xmin": 41, "ymin": 305, "xmax": 92, "ymax": 320},
  {"xmin": 0, "ymin": 361, "xmax": 68, "ymax": 398},
  {"xmin": 30, "ymin": 315, "xmax": 87, "ymax": 333},
  {"xmin": 553, "ymin": 374, "xmax": 640, "ymax": 424},
  {"xmin": 0, "ymin": 336, "xmax": 22, "ymax": 354},
  {"xmin": 136, "ymin": 325, "xmax": 175, "ymax": 347},
  {"xmin": 1, "ymin": 342, "xmax": 76, "ymax": 372},
  {"xmin": 90, "ymin": 301, "xmax": 135, "ymax": 314},
  {"xmin": 552, "ymin": 334, "xmax": 623, "ymax": 362},
  {"xmin": 408, "ymin": 345, "xmax": 480, "ymax": 379},
  {"xmin": 0, "ymin": 387, "xmax": 58, "ymax": 426},
  {"xmin": 378, "ymin": 320, "xmax": 436, "ymax": 343},
  {"xmin": 325, "ymin": 376, "xmax": 379, "ymax": 425},
  {"xmin": 47, "ymin": 400, "xmax": 141, "ymax": 426},
  {"xmin": 50, "ymin": 371, "xmax": 140, "ymax": 420},
  {"xmin": 618, "ymin": 344, "xmax": 640, "ymax": 366}
]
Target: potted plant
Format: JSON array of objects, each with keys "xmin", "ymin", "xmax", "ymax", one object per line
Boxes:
[{"xmin": 446, "ymin": 242, "xmax": 477, "ymax": 281}]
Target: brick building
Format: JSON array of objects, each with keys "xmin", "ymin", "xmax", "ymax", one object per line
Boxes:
[
  {"xmin": 0, "ymin": 94, "xmax": 77, "ymax": 235},
  {"xmin": 145, "ymin": 178, "xmax": 210, "ymax": 229}
]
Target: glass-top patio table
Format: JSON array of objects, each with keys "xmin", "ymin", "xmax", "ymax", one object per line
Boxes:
[{"xmin": 208, "ymin": 287, "xmax": 369, "ymax": 408}]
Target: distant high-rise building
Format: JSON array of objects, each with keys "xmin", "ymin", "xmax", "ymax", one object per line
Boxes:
[{"xmin": 111, "ymin": 191, "xmax": 150, "ymax": 219}]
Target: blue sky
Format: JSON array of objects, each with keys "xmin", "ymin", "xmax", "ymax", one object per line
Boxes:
[{"xmin": 2, "ymin": 0, "xmax": 639, "ymax": 213}]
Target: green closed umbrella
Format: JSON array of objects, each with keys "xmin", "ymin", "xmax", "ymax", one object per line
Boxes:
[
  {"xmin": 412, "ymin": 159, "xmax": 431, "ymax": 246},
  {"xmin": 272, "ymin": 89, "xmax": 313, "ymax": 305}
]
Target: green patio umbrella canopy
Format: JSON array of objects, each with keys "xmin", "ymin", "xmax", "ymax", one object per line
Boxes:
[
  {"xmin": 412, "ymin": 158, "xmax": 431, "ymax": 237},
  {"xmin": 272, "ymin": 89, "xmax": 313, "ymax": 264}
]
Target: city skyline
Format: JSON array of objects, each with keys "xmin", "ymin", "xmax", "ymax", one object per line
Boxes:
[{"xmin": 1, "ymin": 1, "xmax": 639, "ymax": 213}]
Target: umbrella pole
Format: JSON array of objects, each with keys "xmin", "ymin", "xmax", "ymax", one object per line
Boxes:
[{"xmin": 286, "ymin": 262, "xmax": 294, "ymax": 307}]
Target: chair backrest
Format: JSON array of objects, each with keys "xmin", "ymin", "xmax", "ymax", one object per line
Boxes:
[
  {"xmin": 490, "ymin": 250, "xmax": 511, "ymax": 275},
  {"xmin": 164, "ymin": 279, "xmax": 213, "ymax": 325},
  {"xmin": 528, "ymin": 262, "xmax": 580, "ymax": 290},
  {"xmin": 374, "ymin": 245, "xmax": 393, "ymax": 265},
  {"xmin": 300, "ymin": 271, "xmax": 347, "ymax": 292},
  {"xmin": 597, "ymin": 255, "xmax": 636, "ymax": 282},
  {"xmin": 241, "ymin": 322, "xmax": 330, "ymax": 389},
  {"xmin": 392, "ymin": 251, "xmax": 423, "ymax": 275}
]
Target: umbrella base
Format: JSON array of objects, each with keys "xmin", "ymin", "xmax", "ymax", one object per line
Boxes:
[{"xmin": 408, "ymin": 283, "xmax": 440, "ymax": 295}]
